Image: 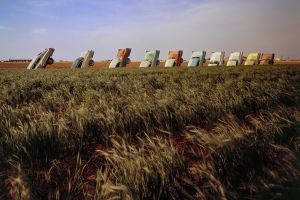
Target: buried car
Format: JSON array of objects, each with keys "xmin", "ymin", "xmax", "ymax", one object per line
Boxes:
[
  {"xmin": 140, "ymin": 50, "xmax": 160, "ymax": 68},
  {"xmin": 71, "ymin": 50, "xmax": 95, "ymax": 69},
  {"xmin": 227, "ymin": 52, "xmax": 243, "ymax": 66},
  {"xmin": 27, "ymin": 48, "xmax": 55, "ymax": 69},
  {"xmin": 260, "ymin": 53, "xmax": 275, "ymax": 65},
  {"xmin": 188, "ymin": 51, "xmax": 206, "ymax": 67},
  {"xmin": 165, "ymin": 50, "xmax": 183, "ymax": 67},
  {"xmin": 244, "ymin": 53, "xmax": 261, "ymax": 66},
  {"xmin": 208, "ymin": 52, "xmax": 225, "ymax": 66},
  {"xmin": 109, "ymin": 48, "xmax": 131, "ymax": 68}
]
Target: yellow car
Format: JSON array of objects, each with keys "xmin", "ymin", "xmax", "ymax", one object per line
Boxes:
[{"xmin": 244, "ymin": 53, "xmax": 261, "ymax": 66}]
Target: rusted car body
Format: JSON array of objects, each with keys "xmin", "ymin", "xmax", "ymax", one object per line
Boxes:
[
  {"xmin": 27, "ymin": 48, "xmax": 55, "ymax": 69},
  {"xmin": 109, "ymin": 48, "xmax": 131, "ymax": 68},
  {"xmin": 259, "ymin": 53, "xmax": 275, "ymax": 65},
  {"xmin": 165, "ymin": 50, "xmax": 183, "ymax": 67}
]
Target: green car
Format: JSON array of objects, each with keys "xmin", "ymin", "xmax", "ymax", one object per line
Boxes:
[
  {"xmin": 140, "ymin": 50, "xmax": 160, "ymax": 68},
  {"xmin": 188, "ymin": 51, "xmax": 206, "ymax": 67}
]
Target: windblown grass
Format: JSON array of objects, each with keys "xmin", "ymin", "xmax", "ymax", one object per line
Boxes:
[{"xmin": 0, "ymin": 65, "xmax": 300, "ymax": 199}]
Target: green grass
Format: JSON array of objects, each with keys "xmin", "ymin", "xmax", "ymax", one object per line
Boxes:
[{"xmin": 0, "ymin": 65, "xmax": 300, "ymax": 199}]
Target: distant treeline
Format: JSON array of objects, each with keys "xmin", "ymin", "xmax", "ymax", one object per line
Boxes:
[{"xmin": 1, "ymin": 59, "xmax": 31, "ymax": 62}]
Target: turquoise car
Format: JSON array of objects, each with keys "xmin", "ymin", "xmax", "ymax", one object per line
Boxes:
[{"xmin": 188, "ymin": 51, "xmax": 206, "ymax": 67}]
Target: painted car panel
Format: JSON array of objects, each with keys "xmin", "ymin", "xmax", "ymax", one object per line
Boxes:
[
  {"xmin": 109, "ymin": 58, "xmax": 121, "ymax": 68},
  {"xmin": 140, "ymin": 61, "xmax": 151, "ymax": 68},
  {"xmin": 208, "ymin": 52, "xmax": 225, "ymax": 66},
  {"xmin": 81, "ymin": 50, "xmax": 95, "ymax": 68},
  {"xmin": 109, "ymin": 48, "xmax": 131, "ymax": 68},
  {"xmin": 188, "ymin": 51, "xmax": 206, "ymax": 67},
  {"xmin": 71, "ymin": 57, "xmax": 84, "ymax": 69},
  {"xmin": 27, "ymin": 55, "xmax": 41, "ymax": 69},
  {"xmin": 227, "ymin": 52, "xmax": 243, "ymax": 66},
  {"xmin": 188, "ymin": 58, "xmax": 200, "ymax": 67},
  {"xmin": 244, "ymin": 53, "xmax": 261, "ymax": 66},
  {"xmin": 27, "ymin": 48, "xmax": 55, "ymax": 69},
  {"xmin": 165, "ymin": 59, "xmax": 176, "ymax": 67}
]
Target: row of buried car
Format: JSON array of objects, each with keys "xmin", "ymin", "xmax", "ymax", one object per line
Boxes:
[{"xmin": 27, "ymin": 48, "xmax": 275, "ymax": 70}]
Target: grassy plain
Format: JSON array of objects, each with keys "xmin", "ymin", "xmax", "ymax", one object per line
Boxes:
[{"xmin": 0, "ymin": 65, "xmax": 300, "ymax": 199}]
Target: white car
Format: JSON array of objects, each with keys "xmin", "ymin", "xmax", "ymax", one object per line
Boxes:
[
  {"xmin": 208, "ymin": 52, "xmax": 225, "ymax": 66},
  {"xmin": 227, "ymin": 52, "xmax": 243, "ymax": 66},
  {"xmin": 140, "ymin": 50, "xmax": 160, "ymax": 68},
  {"xmin": 109, "ymin": 48, "xmax": 131, "ymax": 68},
  {"xmin": 188, "ymin": 51, "xmax": 206, "ymax": 67},
  {"xmin": 71, "ymin": 50, "xmax": 95, "ymax": 69},
  {"xmin": 27, "ymin": 48, "xmax": 55, "ymax": 69},
  {"xmin": 208, "ymin": 51, "xmax": 225, "ymax": 66}
]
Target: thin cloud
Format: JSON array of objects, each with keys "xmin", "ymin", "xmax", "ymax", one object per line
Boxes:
[
  {"xmin": 32, "ymin": 28, "xmax": 47, "ymax": 34},
  {"xmin": 0, "ymin": 25, "xmax": 9, "ymax": 30},
  {"xmin": 25, "ymin": 0, "xmax": 73, "ymax": 7}
]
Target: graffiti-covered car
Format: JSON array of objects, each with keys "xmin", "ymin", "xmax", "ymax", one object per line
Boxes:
[
  {"xmin": 165, "ymin": 50, "xmax": 183, "ymax": 67},
  {"xmin": 71, "ymin": 50, "xmax": 95, "ymax": 69},
  {"xmin": 259, "ymin": 53, "xmax": 275, "ymax": 65},
  {"xmin": 27, "ymin": 48, "xmax": 55, "ymax": 69},
  {"xmin": 188, "ymin": 51, "xmax": 206, "ymax": 67},
  {"xmin": 140, "ymin": 50, "xmax": 160, "ymax": 68},
  {"xmin": 227, "ymin": 52, "xmax": 243, "ymax": 66},
  {"xmin": 208, "ymin": 52, "xmax": 225, "ymax": 66},
  {"xmin": 109, "ymin": 48, "xmax": 131, "ymax": 68},
  {"xmin": 244, "ymin": 53, "xmax": 261, "ymax": 66}
]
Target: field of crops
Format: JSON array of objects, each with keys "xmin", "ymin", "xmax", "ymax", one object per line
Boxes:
[{"xmin": 0, "ymin": 65, "xmax": 300, "ymax": 199}]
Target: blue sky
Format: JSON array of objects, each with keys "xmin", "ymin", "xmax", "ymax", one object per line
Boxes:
[{"xmin": 0, "ymin": 0, "xmax": 299, "ymax": 60}]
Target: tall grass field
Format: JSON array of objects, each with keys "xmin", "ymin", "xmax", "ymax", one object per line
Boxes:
[{"xmin": 0, "ymin": 65, "xmax": 300, "ymax": 199}]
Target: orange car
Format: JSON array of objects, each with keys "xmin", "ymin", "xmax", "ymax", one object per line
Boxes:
[
  {"xmin": 165, "ymin": 50, "xmax": 183, "ymax": 67},
  {"xmin": 109, "ymin": 48, "xmax": 131, "ymax": 68},
  {"xmin": 260, "ymin": 53, "xmax": 275, "ymax": 65}
]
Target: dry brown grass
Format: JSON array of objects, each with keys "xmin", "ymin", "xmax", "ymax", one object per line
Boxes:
[{"xmin": 1, "ymin": 59, "xmax": 300, "ymax": 69}]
